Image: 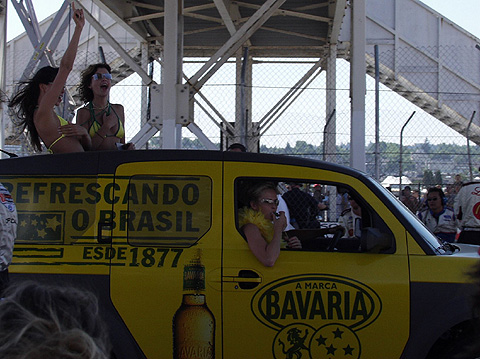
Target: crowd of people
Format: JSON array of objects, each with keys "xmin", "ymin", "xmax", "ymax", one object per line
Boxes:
[{"xmin": 397, "ymin": 174, "xmax": 480, "ymax": 245}]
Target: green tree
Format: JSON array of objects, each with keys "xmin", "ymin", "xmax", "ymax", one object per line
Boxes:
[
  {"xmin": 423, "ymin": 169, "xmax": 435, "ymax": 188},
  {"xmin": 434, "ymin": 170, "xmax": 443, "ymax": 186}
]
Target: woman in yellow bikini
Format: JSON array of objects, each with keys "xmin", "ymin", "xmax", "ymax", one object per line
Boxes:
[
  {"xmin": 76, "ymin": 63, "xmax": 134, "ymax": 151},
  {"xmin": 9, "ymin": 3, "xmax": 91, "ymax": 154}
]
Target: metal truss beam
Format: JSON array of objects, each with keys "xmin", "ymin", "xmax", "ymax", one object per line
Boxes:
[
  {"xmin": 259, "ymin": 59, "xmax": 325, "ymax": 135},
  {"xmin": 188, "ymin": 0, "xmax": 286, "ymax": 91},
  {"xmin": 74, "ymin": 0, "xmax": 152, "ymax": 85}
]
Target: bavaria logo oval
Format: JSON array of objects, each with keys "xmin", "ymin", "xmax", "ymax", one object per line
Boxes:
[{"xmin": 251, "ymin": 274, "xmax": 382, "ymax": 331}]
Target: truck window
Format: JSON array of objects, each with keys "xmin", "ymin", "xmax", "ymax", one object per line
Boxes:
[
  {"xmin": 126, "ymin": 175, "xmax": 212, "ymax": 247},
  {"xmin": 236, "ymin": 178, "xmax": 395, "ymax": 253}
]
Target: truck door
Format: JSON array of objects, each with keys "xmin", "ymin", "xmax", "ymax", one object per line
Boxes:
[
  {"xmin": 109, "ymin": 160, "xmax": 223, "ymax": 359},
  {"xmin": 222, "ymin": 161, "xmax": 410, "ymax": 358}
]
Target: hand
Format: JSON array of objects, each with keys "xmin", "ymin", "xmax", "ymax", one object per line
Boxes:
[
  {"xmin": 71, "ymin": 2, "xmax": 85, "ymax": 29},
  {"xmin": 101, "ymin": 112, "xmax": 118, "ymax": 133},
  {"xmin": 273, "ymin": 211, "xmax": 287, "ymax": 232},
  {"xmin": 286, "ymin": 236, "xmax": 302, "ymax": 249},
  {"xmin": 58, "ymin": 124, "xmax": 88, "ymax": 138},
  {"xmin": 125, "ymin": 142, "xmax": 136, "ymax": 150}
]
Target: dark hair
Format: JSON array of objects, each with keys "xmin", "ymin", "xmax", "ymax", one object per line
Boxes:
[
  {"xmin": 0, "ymin": 281, "xmax": 110, "ymax": 358},
  {"xmin": 427, "ymin": 187, "xmax": 445, "ymax": 200},
  {"xmin": 8, "ymin": 66, "xmax": 59, "ymax": 152},
  {"xmin": 227, "ymin": 143, "xmax": 247, "ymax": 152},
  {"xmin": 79, "ymin": 63, "xmax": 112, "ymax": 104},
  {"xmin": 426, "ymin": 187, "xmax": 445, "ymax": 207}
]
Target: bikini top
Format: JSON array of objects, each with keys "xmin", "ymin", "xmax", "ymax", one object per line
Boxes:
[
  {"xmin": 86, "ymin": 102, "xmax": 125, "ymax": 139},
  {"xmin": 47, "ymin": 115, "xmax": 69, "ymax": 154}
]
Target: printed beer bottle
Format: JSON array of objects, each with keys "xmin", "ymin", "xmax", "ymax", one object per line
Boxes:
[{"xmin": 173, "ymin": 250, "xmax": 215, "ymax": 359}]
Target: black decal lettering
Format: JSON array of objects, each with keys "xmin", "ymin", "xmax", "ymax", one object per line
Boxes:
[
  {"xmin": 105, "ymin": 247, "xmax": 116, "ymax": 260},
  {"xmin": 142, "ymin": 248, "xmax": 155, "ymax": 267},
  {"xmin": 281, "ymin": 291, "xmax": 298, "ymax": 319},
  {"xmin": 117, "ymin": 247, "xmax": 127, "ymax": 260},
  {"xmin": 83, "ymin": 247, "xmax": 93, "ymax": 259},
  {"xmin": 86, "ymin": 183, "xmax": 101, "ymax": 204},
  {"xmin": 186, "ymin": 212, "xmax": 199, "ymax": 232},
  {"xmin": 17, "ymin": 182, "xmax": 31, "ymax": 203},
  {"xmin": 296, "ymin": 291, "xmax": 311, "ymax": 319},
  {"xmin": 351, "ymin": 292, "xmax": 368, "ymax": 320},
  {"xmin": 176, "ymin": 211, "xmax": 183, "ymax": 231},
  {"xmin": 171, "ymin": 249, "xmax": 183, "ymax": 268},
  {"xmin": 156, "ymin": 212, "xmax": 172, "ymax": 231},
  {"xmin": 328, "ymin": 291, "xmax": 343, "ymax": 320},
  {"xmin": 99, "ymin": 210, "xmax": 116, "ymax": 229},
  {"xmin": 344, "ymin": 291, "xmax": 350, "ymax": 320},
  {"xmin": 142, "ymin": 183, "xmax": 158, "ymax": 204},
  {"xmin": 69, "ymin": 183, "xmax": 84, "ymax": 204},
  {"xmin": 265, "ymin": 291, "xmax": 280, "ymax": 319},
  {"xmin": 124, "ymin": 183, "xmax": 138, "ymax": 205},
  {"xmin": 309, "ymin": 291, "xmax": 326, "ymax": 319},
  {"xmin": 33, "ymin": 183, "xmax": 47, "ymax": 203},
  {"xmin": 182, "ymin": 184, "xmax": 199, "ymax": 205},
  {"xmin": 72, "ymin": 209, "xmax": 89, "ymax": 231},
  {"xmin": 51, "ymin": 183, "xmax": 67, "ymax": 203},
  {"xmin": 119, "ymin": 210, "xmax": 134, "ymax": 231},
  {"xmin": 163, "ymin": 184, "xmax": 179, "ymax": 204},
  {"xmin": 129, "ymin": 248, "xmax": 139, "ymax": 267},
  {"xmin": 93, "ymin": 247, "xmax": 103, "ymax": 260},
  {"xmin": 305, "ymin": 283, "xmax": 312, "ymax": 289},
  {"xmin": 138, "ymin": 211, "xmax": 154, "ymax": 231},
  {"xmin": 104, "ymin": 183, "xmax": 120, "ymax": 204},
  {"xmin": 296, "ymin": 283, "xmax": 302, "ymax": 289},
  {"xmin": 156, "ymin": 249, "xmax": 169, "ymax": 267}
]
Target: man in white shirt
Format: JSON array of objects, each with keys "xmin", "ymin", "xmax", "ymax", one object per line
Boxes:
[{"xmin": 454, "ymin": 181, "xmax": 480, "ymax": 244}]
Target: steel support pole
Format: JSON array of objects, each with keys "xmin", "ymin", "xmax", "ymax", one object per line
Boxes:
[
  {"xmin": 326, "ymin": 44, "xmax": 337, "ymax": 164},
  {"xmin": 162, "ymin": 0, "xmax": 181, "ymax": 148},
  {"xmin": 350, "ymin": 0, "xmax": 366, "ymax": 171}
]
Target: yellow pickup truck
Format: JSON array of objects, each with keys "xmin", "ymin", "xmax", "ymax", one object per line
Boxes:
[{"xmin": 1, "ymin": 150, "xmax": 478, "ymax": 359}]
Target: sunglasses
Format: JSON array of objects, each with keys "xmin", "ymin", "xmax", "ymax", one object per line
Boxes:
[
  {"xmin": 427, "ymin": 197, "xmax": 439, "ymax": 201},
  {"xmin": 92, "ymin": 73, "xmax": 112, "ymax": 81},
  {"xmin": 260, "ymin": 198, "xmax": 279, "ymax": 206}
]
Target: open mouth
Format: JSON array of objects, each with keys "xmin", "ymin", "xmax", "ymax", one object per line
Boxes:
[{"xmin": 100, "ymin": 83, "xmax": 109, "ymax": 90}]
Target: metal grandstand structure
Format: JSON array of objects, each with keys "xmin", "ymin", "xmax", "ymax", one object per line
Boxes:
[{"xmin": 2, "ymin": 0, "xmax": 480, "ymax": 171}]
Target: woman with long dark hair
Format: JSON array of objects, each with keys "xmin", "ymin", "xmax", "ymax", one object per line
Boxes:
[
  {"xmin": 76, "ymin": 63, "xmax": 134, "ymax": 151},
  {"xmin": 9, "ymin": 3, "xmax": 91, "ymax": 154}
]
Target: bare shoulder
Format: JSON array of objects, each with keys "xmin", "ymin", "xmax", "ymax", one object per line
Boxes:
[
  {"xmin": 242, "ymin": 223, "xmax": 262, "ymax": 238},
  {"xmin": 75, "ymin": 107, "xmax": 91, "ymax": 126},
  {"xmin": 111, "ymin": 103, "xmax": 125, "ymax": 118},
  {"xmin": 111, "ymin": 103, "xmax": 124, "ymax": 111}
]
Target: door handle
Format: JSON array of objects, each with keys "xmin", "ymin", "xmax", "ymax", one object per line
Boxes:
[
  {"xmin": 224, "ymin": 270, "xmax": 262, "ymax": 289},
  {"xmin": 97, "ymin": 222, "xmax": 113, "ymax": 244}
]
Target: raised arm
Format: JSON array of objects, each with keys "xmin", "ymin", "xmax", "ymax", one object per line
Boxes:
[{"xmin": 37, "ymin": 3, "xmax": 85, "ymax": 114}]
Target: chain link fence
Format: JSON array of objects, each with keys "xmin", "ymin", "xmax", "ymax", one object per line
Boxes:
[{"xmin": 3, "ymin": 46, "xmax": 480, "ymax": 197}]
